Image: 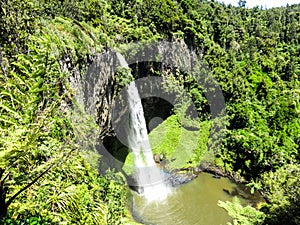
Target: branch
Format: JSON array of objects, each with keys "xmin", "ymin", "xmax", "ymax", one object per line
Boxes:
[{"xmin": 5, "ymin": 140, "xmax": 76, "ymax": 208}]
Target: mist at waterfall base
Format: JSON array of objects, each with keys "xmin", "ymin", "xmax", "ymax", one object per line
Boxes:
[{"xmin": 126, "ymin": 82, "xmax": 171, "ymax": 202}]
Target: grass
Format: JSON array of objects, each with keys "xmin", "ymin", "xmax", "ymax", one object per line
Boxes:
[{"xmin": 123, "ymin": 114, "xmax": 212, "ymax": 174}]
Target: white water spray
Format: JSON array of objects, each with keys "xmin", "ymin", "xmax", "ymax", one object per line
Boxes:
[
  {"xmin": 117, "ymin": 53, "xmax": 170, "ymax": 202},
  {"xmin": 127, "ymin": 82, "xmax": 170, "ymax": 202}
]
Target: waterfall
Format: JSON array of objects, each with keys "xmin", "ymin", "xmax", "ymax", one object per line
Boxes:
[
  {"xmin": 127, "ymin": 82, "xmax": 170, "ymax": 202},
  {"xmin": 127, "ymin": 82, "xmax": 155, "ymax": 168},
  {"xmin": 116, "ymin": 53, "xmax": 170, "ymax": 202}
]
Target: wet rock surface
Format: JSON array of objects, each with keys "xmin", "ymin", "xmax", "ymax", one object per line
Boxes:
[
  {"xmin": 127, "ymin": 169, "xmax": 197, "ymax": 194},
  {"xmin": 165, "ymin": 171, "xmax": 197, "ymax": 187}
]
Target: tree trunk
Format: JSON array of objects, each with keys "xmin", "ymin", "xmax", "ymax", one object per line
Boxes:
[{"xmin": 0, "ymin": 168, "xmax": 8, "ymax": 218}]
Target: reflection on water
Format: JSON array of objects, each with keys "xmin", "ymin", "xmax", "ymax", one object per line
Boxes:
[{"xmin": 131, "ymin": 173, "xmax": 264, "ymax": 225}]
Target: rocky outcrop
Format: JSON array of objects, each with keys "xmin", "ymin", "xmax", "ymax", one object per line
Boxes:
[
  {"xmin": 166, "ymin": 172, "xmax": 197, "ymax": 187},
  {"xmin": 68, "ymin": 41, "xmax": 209, "ymax": 139},
  {"xmin": 127, "ymin": 169, "xmax": 197, "ymax": 194},
  {"xmin": 69, "ymin": 50, "xmax": 120, "ymax": 136}
]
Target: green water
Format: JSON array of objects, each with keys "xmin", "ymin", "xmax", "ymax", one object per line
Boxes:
[{"xmin": 131, "ymin": 173, "xmax": 263, "ymax": 225}]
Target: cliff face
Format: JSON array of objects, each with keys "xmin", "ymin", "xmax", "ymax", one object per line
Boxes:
[
  {"xmin": 68, "ymin": 41, "xmax": 205, "ymax": 142},
  {"xmin": 68, "ymin": 41, "xmax": 191, "ymax": 138},
  {"xmin": 68, "ymin": 41, "xmax": 208, "ymax": 167},
  {"xmin": 69, "ymin": 50, "xmax": 119, "ymax": 136}
]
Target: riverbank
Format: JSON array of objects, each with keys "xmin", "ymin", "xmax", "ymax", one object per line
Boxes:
[{"xmin": 153, "ymin": 158, "xmax": 270, "ymax": 206}]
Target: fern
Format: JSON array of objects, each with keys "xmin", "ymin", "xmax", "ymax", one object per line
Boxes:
[{"xmin": 218, "ymin": 197, "xmax": 266, "ymax": 225}]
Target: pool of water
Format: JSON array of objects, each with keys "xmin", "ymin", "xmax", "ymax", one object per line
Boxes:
[{"xmin": 130, "ymin": 172, "xmax": 263, "ymax": 225}]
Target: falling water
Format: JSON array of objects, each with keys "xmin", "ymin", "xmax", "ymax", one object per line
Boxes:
[
  {"xmin": 127, "ymin": 81, "xmax": 170, "ymax": 202},
  {"xmin": 116, "ymin": 53, "xmax": 170, "ymax": 202}
]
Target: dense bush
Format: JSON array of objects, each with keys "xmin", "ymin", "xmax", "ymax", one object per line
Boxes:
[{"xmin": 1, "ymin": 0, "xmax": 299, "ymax": 224}]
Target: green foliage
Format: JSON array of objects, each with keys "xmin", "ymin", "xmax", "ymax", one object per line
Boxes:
[
  {"xmin": 1, "ymin": 215, "xmax": 49, "ymax": 225},
  {"xmin": 246, "ymin": 179, "xmax": 262, "ymax": 195},
  {"xmin": 124, "ymin": 114, "xmax": 211, "ymax": 172},
  {"xmin": 7, "ymin": 153, "xmax": 108, "ymax": 224},
  {"xmin": 107, "ymin": 0, "xmax": 185, "ymax": 38},
  {"xmin": 97, "ymin": 171, "xmax": 128, "ymax": 225},
  {"xmin": 115, "ymin": 68, "xmax": 135, "ymax": 91},
  {"xmin": 38, "ymin": 0, "xmax": 87, "ymax": 21},
  {"xmin": 260, "ymin": 164, "xmax": 300, "ymax": 225},
  {"xmin": 1, "ymin": 0, "xmax": 300, "ymax": 224},
  {"xmin": 218, "ymin": 197, "xmax": 266, "ymax": 225},
  {"xmin": 0, "ymin": 0, "xmax": 39, "ymax": 56},
  {"xmin": 0, "ymin": 20, "xmax": 76, "ymax": 218},
  {"xmin": 0, "ymin": 10, "xmax": 125, "ymax": 225}
]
